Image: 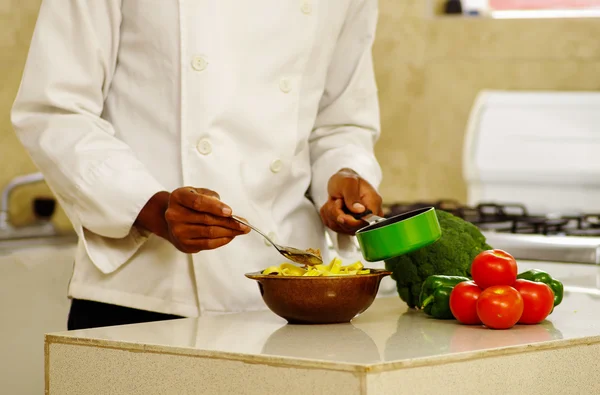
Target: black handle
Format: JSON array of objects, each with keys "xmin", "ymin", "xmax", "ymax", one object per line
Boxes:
[{"xmin": 341, "ymin": 205, "xmax": 373, "ymax": 220}]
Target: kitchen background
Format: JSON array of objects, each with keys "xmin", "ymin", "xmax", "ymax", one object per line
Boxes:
[
  {"xmin": 3, "ymin": 0, "xmax": 600, "ymax": 393},
  {"xmin": 3, "ymin": 0, "xmax": 600, "ymax": 228}
]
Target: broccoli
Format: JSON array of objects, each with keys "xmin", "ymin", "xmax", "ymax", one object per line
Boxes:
[{"xmin": 384, "ymin": 209, "xmax": 492, "ymax": 308}]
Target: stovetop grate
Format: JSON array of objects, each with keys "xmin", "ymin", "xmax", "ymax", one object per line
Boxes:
[{"xmin": 383, "ymin": 201, "xmax": 600, "ymax": 237}]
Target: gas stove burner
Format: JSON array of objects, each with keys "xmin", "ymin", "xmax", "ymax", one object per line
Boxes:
[
  {"xmin": 582, "ymin": 214, "xmax": 600, "ymax": 229},
  {"xmin": 383, "ymin": 200, "xmax": 600, "ymax": 238},
  {"xmin": 565, "ymin": 228, "xmax": 600, "ymax": 236},
  {"xmin": 455, "ymin": 206, "xmax": 481, "ymax": 223},
  {"xmin": 510, "ymin": 217, "xmax": 570, "ymax": 235},
  {"xmin": 476, "ymin": 203, "xmax": 528, "ymax": 220},
  {"xmin": 383, "ymin": 199, "xmax": 463, "ymax": 217}
]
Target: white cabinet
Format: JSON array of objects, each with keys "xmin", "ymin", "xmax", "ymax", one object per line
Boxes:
[
  {"xmin": 464, "ymin": 90, "xmax": 600, "ymax": 215},
  {"xmin": 0, "ymin": 244, "xmax": 76, "ymax": 395}
]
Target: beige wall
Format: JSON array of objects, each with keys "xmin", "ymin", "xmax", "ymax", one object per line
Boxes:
[
  {"xmin": 1, "ymin": 0, "xmax": 55, "ymax": 227},
  {"xmin": 2, "ymin": 0, "xmax": 600, "ymax": 227},
  {"xmin": 373, "ymin": 0, "xmax": 600, "ymax": 204}
]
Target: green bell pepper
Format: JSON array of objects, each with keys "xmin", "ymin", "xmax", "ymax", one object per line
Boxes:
[
  {"xmin": 419, "ymin": 275, "xmax": 470, "ymax": 319},
  {"xmin": 517, "ymin": 269, "xmax": 564, "ymax": 307}
]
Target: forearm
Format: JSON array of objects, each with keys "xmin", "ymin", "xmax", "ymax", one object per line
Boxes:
[
  {"xmin": 308, "ymin": 0, "xmax": 381, "ymax": 212},
  {"xmin": 11, "ymin": 0, "xmax": 168, "ymax": 240},
  {"xmin": 11, "ymin": 0, "xmax": 167, "ymax": 274}
]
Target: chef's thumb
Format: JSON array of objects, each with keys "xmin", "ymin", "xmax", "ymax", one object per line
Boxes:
[{"xmin": 342, "ymin": 179, "xmax": 365, "ymax": 213}]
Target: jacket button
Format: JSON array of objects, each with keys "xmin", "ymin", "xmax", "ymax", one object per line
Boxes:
[
  {"xmin": 192, "ymin": 55, "xmax": 208, "ymax": 71},
  {"xmin": 196, "ymin": 138, "xmax": 212, "ymax": 155},
  {"xmin": 265, "ymin": 232, "xmax": 276, "ymax": 246},
  {"xmin": 279, "ymin": 78, "xmax": 292, "ymax": 93},
  {"xmin": 301, "ymin": 2, "xmax": 312, "ymax": 14},
  {"xmin": 270, "ymin": 159, "xmax": 283, "ymax": 173}
]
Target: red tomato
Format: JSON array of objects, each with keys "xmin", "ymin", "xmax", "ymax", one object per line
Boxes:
[
  {"xmin": 513, "ymin": 279, "xmax": 554, "ymax": 324},
  {"xmin": 449, "ymin": 281, "xmax": 482, "ymax": 325},
  {"xmin": 476, "ymin": 285, "xmax": 524, "ymax": 329},
  {"xmin": 471, "ymin": 249, "xmax": 518, "ymax": 289}
]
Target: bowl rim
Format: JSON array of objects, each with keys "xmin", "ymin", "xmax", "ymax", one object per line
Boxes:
[{"xmin": 244, "ymin": 268, "xmax": 392, "ymax": 280}]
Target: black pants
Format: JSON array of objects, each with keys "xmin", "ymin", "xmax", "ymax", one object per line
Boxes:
[{"xmin": 67, "ymin": 299, "xmax": 184, "ymax": 330}]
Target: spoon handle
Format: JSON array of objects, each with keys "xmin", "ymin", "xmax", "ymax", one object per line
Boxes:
[{"xmin": 231, "ymin": 216, "xmax": 276, "ymax": 247}]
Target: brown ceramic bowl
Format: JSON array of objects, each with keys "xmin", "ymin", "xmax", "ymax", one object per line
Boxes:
[{"xmin": 245, "ymin": 269, "xmax": 392, "ymax": 325}]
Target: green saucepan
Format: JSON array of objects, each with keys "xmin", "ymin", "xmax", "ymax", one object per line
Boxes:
[{"xmin": 343, "ymin": 206, "xmax": 442, "ymax": 262}]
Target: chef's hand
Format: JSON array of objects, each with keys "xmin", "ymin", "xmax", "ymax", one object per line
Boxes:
[
  {"xmin": 136, "ymin": 187, "xmax": 250, "ymax": 254},
  {"xmin": 319, "ymin": 168, "xmax": 383, "ymax": 235}
]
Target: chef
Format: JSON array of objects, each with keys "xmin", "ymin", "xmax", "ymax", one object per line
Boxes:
[{"xmin": 11, "ymin": 0, "xmax": 384, "ymax": 330}]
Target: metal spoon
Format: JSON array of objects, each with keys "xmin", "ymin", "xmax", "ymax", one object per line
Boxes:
[{"xmin": 232, "ymin": 216, "xmax": 324, "ymax": 266}]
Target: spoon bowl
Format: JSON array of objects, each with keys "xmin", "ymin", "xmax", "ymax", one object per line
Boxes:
[{"xmin": 232, "ymin": 216, "xmax": 323, "ymax": 266}]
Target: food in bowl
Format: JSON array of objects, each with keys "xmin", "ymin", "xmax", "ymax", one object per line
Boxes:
[{"xmin": 261, "ymin": 257, "xmax": 371, "ymax": 277}]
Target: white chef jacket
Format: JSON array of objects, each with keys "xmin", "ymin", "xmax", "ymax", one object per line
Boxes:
[{"xmin": 11, "ymin": 0, "xmax": 382, "ymax": 316}]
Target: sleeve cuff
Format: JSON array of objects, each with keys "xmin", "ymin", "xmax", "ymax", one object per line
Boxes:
[{"xmin": 60, "ymin": 158, "xmax": 167, "ymax": 274}]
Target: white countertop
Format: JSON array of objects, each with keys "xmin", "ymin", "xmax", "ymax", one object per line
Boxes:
[{"xmin": 47, "ymin": 260, "xmax": 600, "ymax": 373}]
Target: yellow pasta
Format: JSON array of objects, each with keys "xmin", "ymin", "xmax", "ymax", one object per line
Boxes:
[{"xmin": 261, "ymin": 257, "xmax": 370, "ymax": 277}]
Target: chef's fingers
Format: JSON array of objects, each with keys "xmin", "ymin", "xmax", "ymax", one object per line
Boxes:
[
  {"xmin": 326, "ymin": 219, "xmax": 358, "ymax": 235},
  {"xmin": 359, "ymin": 181, "xmax": 384, "ymax": 217},
  {"xmin": 319, "ymin": 205, "xmax": 338, "ymax": 233},
  {"xmin": 171, "ymin": 187, "xmax": 232, "ymax": 216},
  {"xmin": 319, "ymin": 204, "xmax": 333, "ymax": 228},
  {"xmin": 332, "ymin": 198, "xmax": 363, "ymax": 228},
  {"xmin": 191, "ymin": 226, "xmax": 246, "ymax": 239},
  {"xmin": 179, "ymin": 237, "xmax": 235, "ymax": 253},
  {"xmin": 188, "ymin": 237, "xmax": 235, "ymax": 251},
  {"xmin": 165, "ymin": 207, "xmax": 250, "ymax": 233},
  {"xmin": 319, "ymin": 199, "xmax": 360, "ymax": 234},
  {"xmin": 194, "ymin": 188, "xmax": 220, "ymax": 200},
  {"xmin": 340, "ymin": 176, "xmax": 366, "ymax": 214},
  {"xmin": 170, "ymin": 224, "xmax": 246, "ymax": 240}
]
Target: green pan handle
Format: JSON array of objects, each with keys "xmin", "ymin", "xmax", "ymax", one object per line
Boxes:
[{"xmin": 342, "ymin": 205, "xmax": 373, "ymax": 220}]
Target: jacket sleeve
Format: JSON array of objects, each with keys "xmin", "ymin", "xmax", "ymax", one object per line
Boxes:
[
  {"xmin": 308, "ymin": 0, "xmax": 383, "ymax": 253},
  {"xmin": 11, "ymin": 0, "xmax": 166, "ymax": 274}
]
